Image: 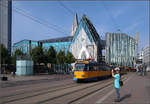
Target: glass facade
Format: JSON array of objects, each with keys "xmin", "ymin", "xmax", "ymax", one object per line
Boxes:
[
  {"xmin": 42, "ymin": 42, "xmax": 72, "ymax": 54},
  {"xmin": 105, "ymin": 32, "xmax": 136, "ymax": 67},
  {"xmin": 13, "ymin": 40, "xmax": 72, "ymax": 55},
  {"xmin": 13, "ymin": 40, "xmax": 38, "ymax": 54}
]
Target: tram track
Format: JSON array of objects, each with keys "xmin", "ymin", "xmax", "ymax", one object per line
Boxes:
[
  {"xmin": 69, "ymin": 78, "xmax": 128, "ymax": 104},
  {"xmin": 2, "ymin": 75, "xmax": 128, "ymax": 104},
  {"xmin": 2, "ymin": 78, "xmax": 113, "ymax": 104},
  {"xmin": 1, "ymin": 75, "xmax": 72, "ymax": 88},
  {"xmin": 1, "ymin": 81, "xmax": 75, "ymax": 98},
  {"xmin": 38, "ymin": 79, "xmax": 114, "ymax": 104},
  {"xmin": 37, "ymin": 78, "xmax": 115, "ymax": 104},
  {"xmin": 1, "ymin": 82, "xmax": 79, "ymax": 104},
  {"xmin": 38, "ymin": 76, "xmax": 128, "ymax": 104}
]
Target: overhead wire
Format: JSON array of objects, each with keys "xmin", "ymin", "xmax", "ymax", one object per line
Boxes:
[
  {"xmin": 102, "ymin": 2, "xmax": 123, "ymax": 33},
  {"xmin": 58, "ymin": 1, "xmax": 75, "ymax": 16},
  {"xmin": 0, "ymin": 2, "xmax": 69, "ymax": 36},
  {"xmin": 15, "ymin": 6, "xmax": 69, "ymax": 35}
]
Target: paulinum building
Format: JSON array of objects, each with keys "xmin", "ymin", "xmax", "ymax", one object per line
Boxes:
[
  {"xmin": 105, "ymin": 32, "xmax": 136, "ymax": 67},
  {"xmin": 13, "ymin": 14, "xmax": 105, "ymax": 62},
  {"xmin": 0, "ymin": 0, "xmax": 12, "ymax": 53}
]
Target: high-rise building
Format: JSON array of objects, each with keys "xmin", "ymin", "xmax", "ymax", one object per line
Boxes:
[
  {"xmin": 143, "ymin": 45, "xmax": 150, "ymax": 66},
  {"xmin": 105, "ymin": 32, "xmax": 136, "ymax": 67},
  {"xmin": 0, "ymin": 0, "xmax": 12, "ymax": 53}
]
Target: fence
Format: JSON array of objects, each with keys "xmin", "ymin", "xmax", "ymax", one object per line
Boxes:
[
  {"xmin": 33, "ymin": 64, "xmax": 72, "ymax": 74},
  {"xmin": 0, "ymin": 64, "xmax": 16, "ymax": 74},
  {"xmin": 50, "ymin": 64, "xmax": 72, "ymax": 74},
  {"xmin": 0, "ymin": 64, "xmax": 72, "ymax": 75}
]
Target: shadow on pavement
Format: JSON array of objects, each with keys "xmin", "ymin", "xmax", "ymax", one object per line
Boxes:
[{"xmin": 120, "ymin": 93, "xmax": 132, "ymax": 101}]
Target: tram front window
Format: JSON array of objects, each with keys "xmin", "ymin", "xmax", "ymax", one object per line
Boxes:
[{"xmin": 75, "ymin": 64, "xmax": 88, "ymax": 71}]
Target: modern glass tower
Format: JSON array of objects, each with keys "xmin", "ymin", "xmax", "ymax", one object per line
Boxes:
[
  {"xmin": 0, "ymin": 0, "xmax": 12, "ymax": 53},
  {"xmin": 105, "ymin": 32, "xmax": 136, "ymax": 67}
]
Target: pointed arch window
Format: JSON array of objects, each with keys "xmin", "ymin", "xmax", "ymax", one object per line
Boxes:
[{"xmin": 81, "ymin": 51, "xmax": 87, "ymax": 60}]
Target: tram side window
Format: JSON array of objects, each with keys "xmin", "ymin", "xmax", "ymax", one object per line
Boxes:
[
  {"xmin": 102, "ymin": 66, "xmax": 105, "ymax": 71},
  {"xmin": 89, "ymin": 65, "xmax": 94, "ymax": 71},
  {"xmin": 94, "ymin": 65, "xmax": 98, "ymax": 71},
  {"xmin": 75, "ymin": 64, "xmax": 85, "ymax": 71},
  {"xmin": 98, "ymin": 66, "xmax": 103, "ymax": 71},
  {"xmin": 107, "ymin": 67, "xmax": 112, "ymax": 71},
  {"xmin": 84, "ymin": 64, "xmax": 89, "ymax": 71},
  {"xmin": 103, "ymin": 66, "xmax": 111, "ymax": 71},
  {"xmin": 100, "ymin": 66, "xmax": 106, "ymax": 71}
]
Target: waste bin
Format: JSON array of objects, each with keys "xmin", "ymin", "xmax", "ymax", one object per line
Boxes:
[{"xmin": 1, "ymin": 76, "xmax": 8, "ymax": 81}]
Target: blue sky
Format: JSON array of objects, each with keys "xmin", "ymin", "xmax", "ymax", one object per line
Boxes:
[{"xmin": 12, "ymin": 1, "xmax": 149, "ymax": 52}]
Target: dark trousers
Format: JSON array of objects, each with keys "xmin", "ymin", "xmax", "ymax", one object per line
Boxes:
[{"xmin": 115, "ymin": 88, "xmax": 120, "ymax": 101}]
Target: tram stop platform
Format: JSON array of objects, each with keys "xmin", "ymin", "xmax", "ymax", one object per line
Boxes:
[{"xmin": 99, "ymin": 72, "xmax": 150, "ymax": 104}]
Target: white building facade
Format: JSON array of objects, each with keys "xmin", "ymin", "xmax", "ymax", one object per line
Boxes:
[
  {"xmin": 143, "ymin": 45, "xmax": 150, "ymax": 65},
  {"xmin": 137, "ymin": 50, "xmax": 144, "ymax": 60},
  {"xmin": 71, "ymin": 14, "xmax": 103, "ymax": 62}
]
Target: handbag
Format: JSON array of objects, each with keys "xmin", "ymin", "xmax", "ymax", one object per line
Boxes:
[{"xmin": 119, "ymin": 79, "xmax": 123, "ymax": 87}]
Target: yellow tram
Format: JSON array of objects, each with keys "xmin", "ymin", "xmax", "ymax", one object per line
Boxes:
[
  {"xmin": 73, "ymin": 60, "xmax": 112, "ymax": 82},
  {"xmin": 73, "ymin": 60, "xmax": 127, "ymax": 82}
]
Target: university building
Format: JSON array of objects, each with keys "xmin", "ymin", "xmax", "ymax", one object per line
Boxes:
[{"xmin": 13, "ymin": 14, "xmax": 105, "ymax": 62}]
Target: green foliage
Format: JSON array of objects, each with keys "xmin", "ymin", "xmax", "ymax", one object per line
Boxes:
[
  {"xmin": 14, "ymin": 49, "xmax": 24, "ymax": 56},
  {"xmin": 31, "ymin": 46, "xmax": 45, "ymax": 64},
  {"xmin": 47, "ymin": 46, "xmax": 56, "ymax": 63},
  {"xmin": 56, "ymin": 50, "xmax": 76, "ymax": 64},
  {"xmin": 11, "ymin": 49, "xmax": 24, "ymax": 65},
  {"xmin": 56, "ymin": 50, "xmax": 66, "ymax": 64},
  {"xmin": 65, "ymin": 51, "xmax": 76, "ymax": 64},
  {"xmin": 0, "ymin": 44, "xmax": 11, "ymax": 64}
]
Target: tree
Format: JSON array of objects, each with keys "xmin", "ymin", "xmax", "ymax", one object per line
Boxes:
[
  {"xmin": 65, "ymin": 51, "xmax": 76, "ymax": 64},
  {"xmin": 12, "ymin": 49, "xmax": 24, "ymax": 65},
  {"xmin": 31, "ymin": 46, "xmax": 45, "ymax": 64},
  {"xmin": 0, "ymin": 44, "xmax": 11, "ymax": 64},
  {"xmin": 56, "ymin": 50, "xmax": 66, "ymax": 64},
  {"xmin": 47, "ymin": 46, "xmax": 56, "ymax": 64},
  {"xmin": 14, "ymin": 49, "xmax": 24, "ymax": 56}
]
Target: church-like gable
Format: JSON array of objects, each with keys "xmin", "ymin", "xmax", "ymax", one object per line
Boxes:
[{"xmin": 71, "ymin": 14, "xmax": 102, "ymax": 62}]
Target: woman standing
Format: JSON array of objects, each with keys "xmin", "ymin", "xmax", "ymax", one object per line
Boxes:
[{"xmin": 112, "ymin": 67, "xmax": 120, "ymax": 102}]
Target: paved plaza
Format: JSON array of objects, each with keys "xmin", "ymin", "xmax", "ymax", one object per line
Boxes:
[{"xmin": 0, "ymin": 72, "xmax": 150, "ymax": 104}]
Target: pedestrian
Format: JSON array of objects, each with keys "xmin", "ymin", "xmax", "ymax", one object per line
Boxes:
[
  {"xmin": 143, "ymin": 63, "xmax": 147, "ymax": 76},
  {"xmin": 136, "ymin": 64, "xmax": 139, "ymax": 75},
  {"xmin": 112, "ymin": 67, "xmax": 121, "ymax": 102},
  {"xmin": 139, "ymin": 65, "xmax": 142, "ymax": 76},
  {"xmin": 12, "ymin": 71, "xmax": 16, "ymax": 78}
]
